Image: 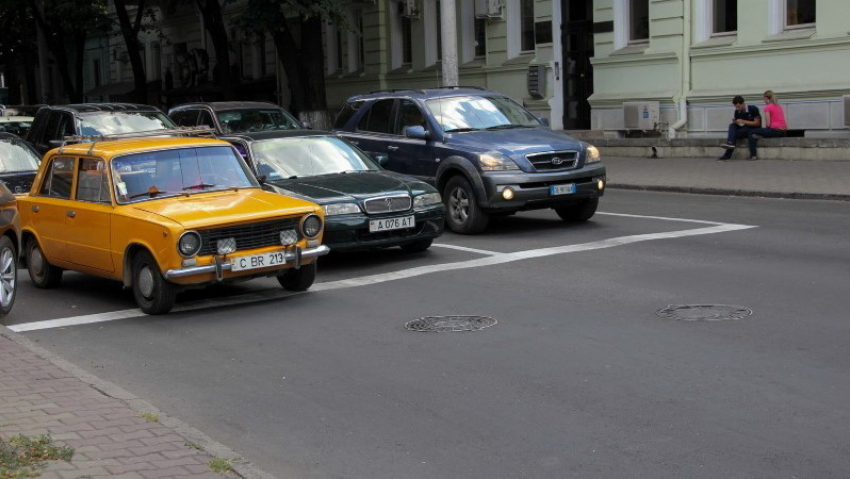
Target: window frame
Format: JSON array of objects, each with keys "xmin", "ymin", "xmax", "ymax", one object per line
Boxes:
[
  {"xmin": 627, "ymin": 0, "xmax": 650, "ymax": 45},
  {"xmin": 356, "ymin": 99, "xmax": 397, "ymax": 135},
  {"xmin": 38, "ymin": 156, "xmax": 76, "ymax": 200},
  {"xmin": 783, "ymin": 0, "xmax": 816, "ymax": 30},
  {"xmin": 710, "ymin": 0, "xmax": 737, "ymax": 37},
  {"xmin": 75, "ymin": 157, "xmax": 113, "ymax": 204}
]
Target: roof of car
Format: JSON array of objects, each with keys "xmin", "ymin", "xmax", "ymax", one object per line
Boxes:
[
  {"xmin": 169, "ymin": 101, "xmax": 283, "ymax": 112},
  {"xmin": 347, "ymin": 86, "xmax": 498, "ymax": 102},
  {"xmin": 220, "ymin": 130, "xmax": 330, "ymax": 142},
  {"xmin": 40, "ymin": 103, "xmax": 163, "ymax": 114},
  {"xmin": 50, "ymin": 137, "xmax": 230, "ymax": 159}
]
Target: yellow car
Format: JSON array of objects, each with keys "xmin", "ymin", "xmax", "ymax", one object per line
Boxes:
[{"xmin": 18, "ymin": 137, "xmax": 329, "ymax": 314}]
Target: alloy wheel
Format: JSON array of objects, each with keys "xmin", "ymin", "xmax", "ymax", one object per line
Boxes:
[
  {"xmin": 0, "ymin": 246, "xmax": 15, "ymax": 308},
  {"xmin": 449, "ymin": 187, "xmax": 470, "ymax": 224}
]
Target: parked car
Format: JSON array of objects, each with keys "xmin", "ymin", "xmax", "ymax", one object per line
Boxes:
[
  {"xmin": 169, "ymin": 101, "xmax": 302, "ymax": 134},
  {"xmin": 18, "ymin": 136, "xmax": 329, "ymax": 314},
  {"xmin": 27, "ymin": 103, "xmax": 177, "ymax": 155},
  {"xmin": 0, "ymin": 115, "xmax": 34, "ymax": 137},
  {"xmin": 0, "ymin": 182, "xmax": 21, "ymax": 316},
  {"xmin": 220, "ymin": 130, "xmax": 444, "ymax": 252},
  {"xmin": 0, "ymin": 133, "xmax": 40, "ymax": 194},
  {"xmin": 332, "ymin": 87, "xmax": 607, "ymax": 234}
]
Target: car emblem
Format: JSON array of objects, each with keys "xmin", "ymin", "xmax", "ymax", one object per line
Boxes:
[
  {"xmin": 551, "ymin": 157, "xmax": 564, "ymax": 165},
  {"xmin": 385, "ymin": 198, "xmax": 393, "ymax": 209}
]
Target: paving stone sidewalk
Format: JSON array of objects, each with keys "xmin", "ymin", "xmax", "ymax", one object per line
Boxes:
[{"xmin": 0, "ymin": 328, "xmax": 273, "ymax": 479}]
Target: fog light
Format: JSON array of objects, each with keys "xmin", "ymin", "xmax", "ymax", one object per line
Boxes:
[
  {"xmin": 597, "ymin": 179, "xmax": 605, "ymax": 191},
  {"xmin": 216, "ymin": 237, "xmax": 237, "ymax": 255},
  {"xmin": 502, "ymin": 187, "xmax": 515, "ymax": 200},
  {"xmin": 280, "ymin": 229, "xmax": 298, "ymax": 246}
]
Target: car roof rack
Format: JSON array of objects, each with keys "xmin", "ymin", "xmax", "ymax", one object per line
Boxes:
[{"xmin": 58, "ymin": 126, "xmax": 216, "ymax": 155}]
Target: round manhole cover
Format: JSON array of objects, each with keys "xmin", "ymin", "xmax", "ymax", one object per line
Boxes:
[
  {"xmin": 657, "ymin": 304, "xmax": 752, "ymax": 322},
  {"xmin": 405, "ymin": 315, "xmax": 497, "ymax": 332}
]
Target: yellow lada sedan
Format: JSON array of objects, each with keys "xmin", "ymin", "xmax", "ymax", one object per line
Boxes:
[{"xmin": 18, "ymin": 137, "xmax": 329, "ymax": 314}]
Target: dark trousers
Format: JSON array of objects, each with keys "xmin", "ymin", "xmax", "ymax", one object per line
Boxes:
[
  {"xmin": 748, "ymin": 128, "xmax": 786, "ymax": 157},
  {"xmin": 722, "ymin": 124, "xmax": 755, "ymax": 158}
]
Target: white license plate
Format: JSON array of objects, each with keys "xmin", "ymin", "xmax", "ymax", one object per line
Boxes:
[
  {"xmin": 369, "ymin": 215, "xmax": 415, "ymax": 233},
  {"xmin": 550, "ymin": 184, "xmax": 576, "ymax": 195},
  {"xmin": 231, "ymin": 251, "xmax": 286, "ymax": 272}
]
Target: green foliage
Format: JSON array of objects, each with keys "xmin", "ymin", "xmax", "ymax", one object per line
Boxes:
[
  {"xmin": 0, "ymin": 434, "xmax": 75, "ymax": 479},
  {"xmin": 234, "ymin": 0, "xmax": 354, "ymax": 37},
  {"xmin": 208, "ymin": 457, "xmax": 233, "ymax": 474}
]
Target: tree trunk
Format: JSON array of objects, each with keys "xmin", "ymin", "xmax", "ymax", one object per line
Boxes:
[
  {"xmin": 23, "ymin": 47, "xmax": 38, "ymax": 104},
  {"xmin": 196, "ymin": 0, "xmax": 232, "ymax": 99},
  {"xmin": 114, "ymin": 0, "xmax": 148, "ymax": 103},
  {"xmin": 25, "ymin": 0, "xmax": 82, "ymax": 102}
]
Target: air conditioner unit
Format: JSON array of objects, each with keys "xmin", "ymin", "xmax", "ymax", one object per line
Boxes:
[
  {"xmin": 399, "ymin": 0, "xmax": 420, "ymax": 19},
  {"xmin": 844, "ymin": 95, "xmax": 850, "ymax": 127},
  {"xmin": 623, "ymin": 101, "xmax": 660, "ymax": 130},
  {"xmin": 527, "ymin": 65, "xmax": 546, "ymax": 99},
  {"xmin": 474, "ymin": 0, "xmax": 504, "ymax": 19}
]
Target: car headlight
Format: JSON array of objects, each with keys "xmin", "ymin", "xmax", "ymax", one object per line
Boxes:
[
  {"xmin": 413, "ymin": 193, "xmax": 442, "ymax": 210},
  {"xmin": 178, "ymin": 231, "xmax": 202, "ymax": 257},
  {"xmin": 322, "ymin": 203, "xmax": 361, "ymax": 216},
  {"xmin": 479, "ymin": 153, "xmax": 519, "ymax": 171},
  {"xmin": 300, "ymin": 214, "xmax": 323, "ymax": 239},
  {"xmin": 586, "ymin": 145, "xmax": 601, "ymax": 163}
]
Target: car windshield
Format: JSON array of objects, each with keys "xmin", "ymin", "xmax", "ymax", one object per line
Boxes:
[
  {"xmin": 425, "ymin": 96, "xmax": 541, "ymax": 132},
  {"xmin": 79, "ymin": 112, "xmax": 175, "ymax": 136},
  {"xmin": 0, "ymin": 138, "xmax": 41, "ymax": 173},
  {"xmin": 111, "ymin": 146, "xmax": 257, "ymax": 203},
  {"xmin": 217, "ymin": 108, "xmax": 301, "ymax": 133},
  {"xmin": 251, "ymin": 136, "xmax": 379, "ymax": 181}
]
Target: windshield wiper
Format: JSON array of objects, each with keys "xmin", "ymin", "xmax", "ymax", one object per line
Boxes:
[
  {"xmin": 483, "ymin": 124, "xmax": 525, "ymax": 131},
  {"xmin": 128, "ymin": 190, "xmax": 185, "ymax": 199},
  {"xmin": 182, "ymin": 183, "xmax": 220, "ymax": 191},
  {"xmin": 445, "ymin": 127, "xmax": 478, "ymax": 133}
]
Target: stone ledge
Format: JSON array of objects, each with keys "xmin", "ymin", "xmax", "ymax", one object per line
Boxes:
[{"xmin": 578, "ymin": 137, "xmax": 850, "ymax": 148}]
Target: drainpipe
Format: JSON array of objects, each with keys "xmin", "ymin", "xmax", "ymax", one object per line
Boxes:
[{"xmin": 668, "ymin": 0, "xmax": 691, "ymax": 138}]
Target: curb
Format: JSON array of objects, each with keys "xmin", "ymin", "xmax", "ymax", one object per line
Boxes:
[
  {"xmin": 0, "ymin": 325, "xmax": 277, "ymax": 479},
  {"xmin": 607, "ymin": 183, "xmax": 850, "ymax": 202}
]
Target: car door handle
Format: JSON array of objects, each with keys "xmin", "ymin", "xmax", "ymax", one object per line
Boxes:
[
  {"xmin": 387, "ymin": 146, "xmax": 399, "ymax": 151},
  {"xmin": 66, "ymin": 211, "xmax": 76, "ymax": 218},
  {"xmin": 31, "ymin": 205, "xmax": 39, "ymax": 213}
]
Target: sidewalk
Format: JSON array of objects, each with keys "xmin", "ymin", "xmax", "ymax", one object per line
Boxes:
[
  {"xmin": 0, "ymin": 328, "xmax": 273, "ymax": 479},
  {"xmin": 603, "ymin": 155, "xmax": 850, "ymax": 201}
]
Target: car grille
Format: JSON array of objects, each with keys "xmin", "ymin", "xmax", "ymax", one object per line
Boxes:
[
  {"xmin": 527, "ymin": 150, "xmax": 579, "ymax": 171},
  {"xmin": 197, "ymin": 217, "xmax": 301, "ymax": 255},
  {"xmin": 363, "ymin": 195, "xmax": 412, "ymax": 214}
]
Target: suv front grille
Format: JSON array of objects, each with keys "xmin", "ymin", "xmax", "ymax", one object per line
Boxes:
[
  {"xmin": 197, "ymin": 217, "xmax": 301, "ymax": 255},
  {"xmin": 527, "ymin": 150, "xmax": 579, "ymax": 172},
  {"xmin": 363, "ymin": 195, "xmax": 412, "ymax": 214}
]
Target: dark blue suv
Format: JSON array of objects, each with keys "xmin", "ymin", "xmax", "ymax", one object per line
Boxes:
[{"xmin": 333, "ymin": 87, "xmax": 606, "ymax": 234}]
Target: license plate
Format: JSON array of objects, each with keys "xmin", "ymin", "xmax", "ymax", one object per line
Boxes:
[
  {"xmin": 369, "ymin": 215, "xmax": 415, "ymax": 233},
  {"xmin": 550, "ymin": 184, "xmax": 576, "ymax": 195},
  {"xmin": 231, "ymin": 251, "xmax": 286, "ymax": 272}
]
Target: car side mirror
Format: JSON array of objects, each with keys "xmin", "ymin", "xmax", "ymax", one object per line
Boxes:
[
  {"xmin": 48, "ymin": 140, "xmax": 64, "ymax": 149},
  {"xmin": 538, "ymin": 117, "xmax": 550, "ymax": 128},
  {"xmin": 404, "ymin": 125, "xmax": 430, "ymax": 140},
  {"xmin": 372, "ymin": 153, "xmax": 389, "ymax": 166},
  {"xmin": 256, "ymin": 174, "xmax": 267, "ymax": 184}
]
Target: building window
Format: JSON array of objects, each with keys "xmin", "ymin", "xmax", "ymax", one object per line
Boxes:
[
  {"xmin": 713, "ymin": 0, "xmax": 737, "ymax": 34},
  {"xmin": 786, "ymin": 0, "xmax": 815, "ymax": 28},
  {"xmin": 326, "ymin": 24, "xmax": 341, "ymax": 74},
  {"xmin": 436, "ymin": 0, "xmax": 443, "ymax": 61},
  {"xmin": 347, "ymin": 9, "xmax": 364, "ymax": 73},
  {"xmin": 474, "ymin": 18, "xmax": 487, "ymax": 58},
  {"xmin": 629, "ymin": 0, "xmax": 649, "ymax": 43},
  {"xmin": 520, "ymin": 0, "xmax": 535, "ymax": 52},
  {"xmin": 402, "ymin": 17, "xmax": 413, "ymax": 65},
  {"xmin": 93, "ymin": 60, "xmax": 101, "ymax": 87}
]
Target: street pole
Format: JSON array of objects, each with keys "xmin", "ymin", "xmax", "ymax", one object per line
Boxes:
[{"xmin": 440, "ymin": 0, "xmax": 459, "ymax": 87}]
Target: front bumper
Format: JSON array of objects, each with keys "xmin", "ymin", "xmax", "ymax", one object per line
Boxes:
[
  {"xmin": 321, "ymin": 207, "xmax": 445, "ymax": 251},
  {"xmin": 165, "ymin": 244, "xmax": 330, "ymax": 280},
  {"xmin": 480, "ymin": 164, "xmax": 607, "ymax": 211}
]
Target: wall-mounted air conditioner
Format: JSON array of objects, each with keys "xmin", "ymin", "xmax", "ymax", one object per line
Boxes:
[
  {"xmin": 400, "ymin": 0, "xmax": 420, "ymax": 19},
  {"xmin": 474, "ymin": 0, "xmax": 503, "ymax": 19},
  {"xmin": 623, "ymin": 101, "xmax": 660, "ymax": 130},
  {"xmin": 843, "ymin": 95, "xmax": 850, "ymax": 128}
]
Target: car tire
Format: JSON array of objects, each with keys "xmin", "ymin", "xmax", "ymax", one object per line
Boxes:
[
  {"xmin": 132, "ymin": 250, "xmax": 177, "ymax": 315},
  {"xmin": 277, "ymin": 262, "xmax": 317, "ymax": 291},
  {"xmin": 26, "ymin": 237, "xmax": 63, "ymax": 289},
  {"xmin": 554, "ymin": 198, "xmax": 599, "ymax": 223},
  {"xmin": 0, "ymin": 236, "xmax": 18, "ymax": 316},
  {"xmin": 444, "ymin": 176, "xmax": 489, "ymax": 234},
  {"xmin": 400, "ymin": 238, "xmax": 432, "ymax": 253}
]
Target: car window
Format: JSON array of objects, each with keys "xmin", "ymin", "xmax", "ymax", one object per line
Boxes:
[
  {"xmin": 110, "ymin": 146, "xmax": 257, "ymax": 203},
  {"xmin": 39, "ymin": 157, "xmax": 75, "ymax": 199},
  {"xmin": 216, "ymin": 108, "xmax": 301, "ymax": 133},
  {"xmin": 76, "ymin": 158, "xmax": 111, "ymax": 203},
  {"xmin": 251, "ymin": 136, "xmax": 379, "ymax": 181},
  {"xmin": 79, "ymin": 112, "xmax": 175, "ymax": 136},
  {"xmin": 0, "ymin": 138, "xmax": 41, "ymax": 173},
  {"xmin": 171, "ymin": 110, "xmax": 199, "ymax": 127},
  {"xmin": 333, "ymin": 100, "xmax": 365, "ymax": 129},
  {"xmin": 395, "ymin": 100, "xmax": 426, "ymax": 135},
  {"xmin": 425, "ymin": 96, "xmax": 540, "ymax": 132},
  {"xmin": 357, "ymin": 99, "xmax": 394, "ymax": 134},
  {"xmin": 197, "ymin": 110, "xmax": 215, "ymax": 129}
]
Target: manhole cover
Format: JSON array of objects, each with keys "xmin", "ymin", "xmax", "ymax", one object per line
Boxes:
[
  {"xmin": 657, "ymin": 304, "xmax": 752, "ymax": 322},
  {"xmin": 405, "ymin": 315, "xmax": 497, "ymax": 332}
]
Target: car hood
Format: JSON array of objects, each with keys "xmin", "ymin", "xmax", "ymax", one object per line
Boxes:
[
  {"xmin": 267, "ymin": 171, "xmax": 431, "ymax": 203},
  {"xmin": 131, "ymin": 189, "xmax": 319, "ymax": 229},
  {"xmin": 446, "ymin": 127, "xmax": 587, "ymax": 157}
]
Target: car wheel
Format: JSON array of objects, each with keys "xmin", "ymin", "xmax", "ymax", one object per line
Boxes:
[
  {"xmin": 26, "ymin": 237, "xmax": 63, "ymax": 289},
  {"xmin": 0, "ymin": 236, "xmax": 17, "ymax": 316},
  {"xmin": 277, "ymin": 262, "xmax": 317, "ymax": 291},
  {"xmin": 444, "ymin": 176, "xmax": 489, "ymax": 234},
  {"xmin": 554, "ymin": 198, "xmax": 599, "ymax": 223},
  {"xmin": 400, "ymin": 238, "xmax": 432, "ymax": 254},
  {"xmin": 132, "ymin": 250, "xmax": 177, "ymax": 315}
]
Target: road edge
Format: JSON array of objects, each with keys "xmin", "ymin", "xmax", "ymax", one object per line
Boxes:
[{"xmin": 607, "ymin": 183, "xmax": 850, "ymax": 201}]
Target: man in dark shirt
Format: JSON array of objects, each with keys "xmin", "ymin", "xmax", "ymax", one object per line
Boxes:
[{"xmin": 719, "ymin": 95, "xmax": 761, "ymax": 161}]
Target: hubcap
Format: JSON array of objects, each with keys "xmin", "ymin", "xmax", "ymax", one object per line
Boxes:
[
  {"xmin": 138, "ymin": 265, "xmax": 155, "ymax": 299},
  {"xmin": 449, "ymin": 187, "xmax": 469, "ymax": 224},
  {"xmin": 30, "ymin": 245, "xmax": 44, "ymax": 277},
  {"xmin": 0, "ymin": 246, "xmax": 15, "ymax": 308}
]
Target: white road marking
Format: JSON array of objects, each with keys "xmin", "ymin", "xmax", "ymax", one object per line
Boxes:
[
  {"xmin": 8, "ymin": 216, "xmax": 757, "ymax": 332},
  {"xmin": 598, "ymin": 212, "xmax": 729, "ymax": 225},
  {"xmin": 430, "ymin": 243, "xmax": 498, "ymax": 255}
]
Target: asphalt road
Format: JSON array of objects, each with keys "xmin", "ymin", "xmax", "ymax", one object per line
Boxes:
[{"xmin": 8, "ymin": 189, "xmax": 850, "ymax": 479}]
